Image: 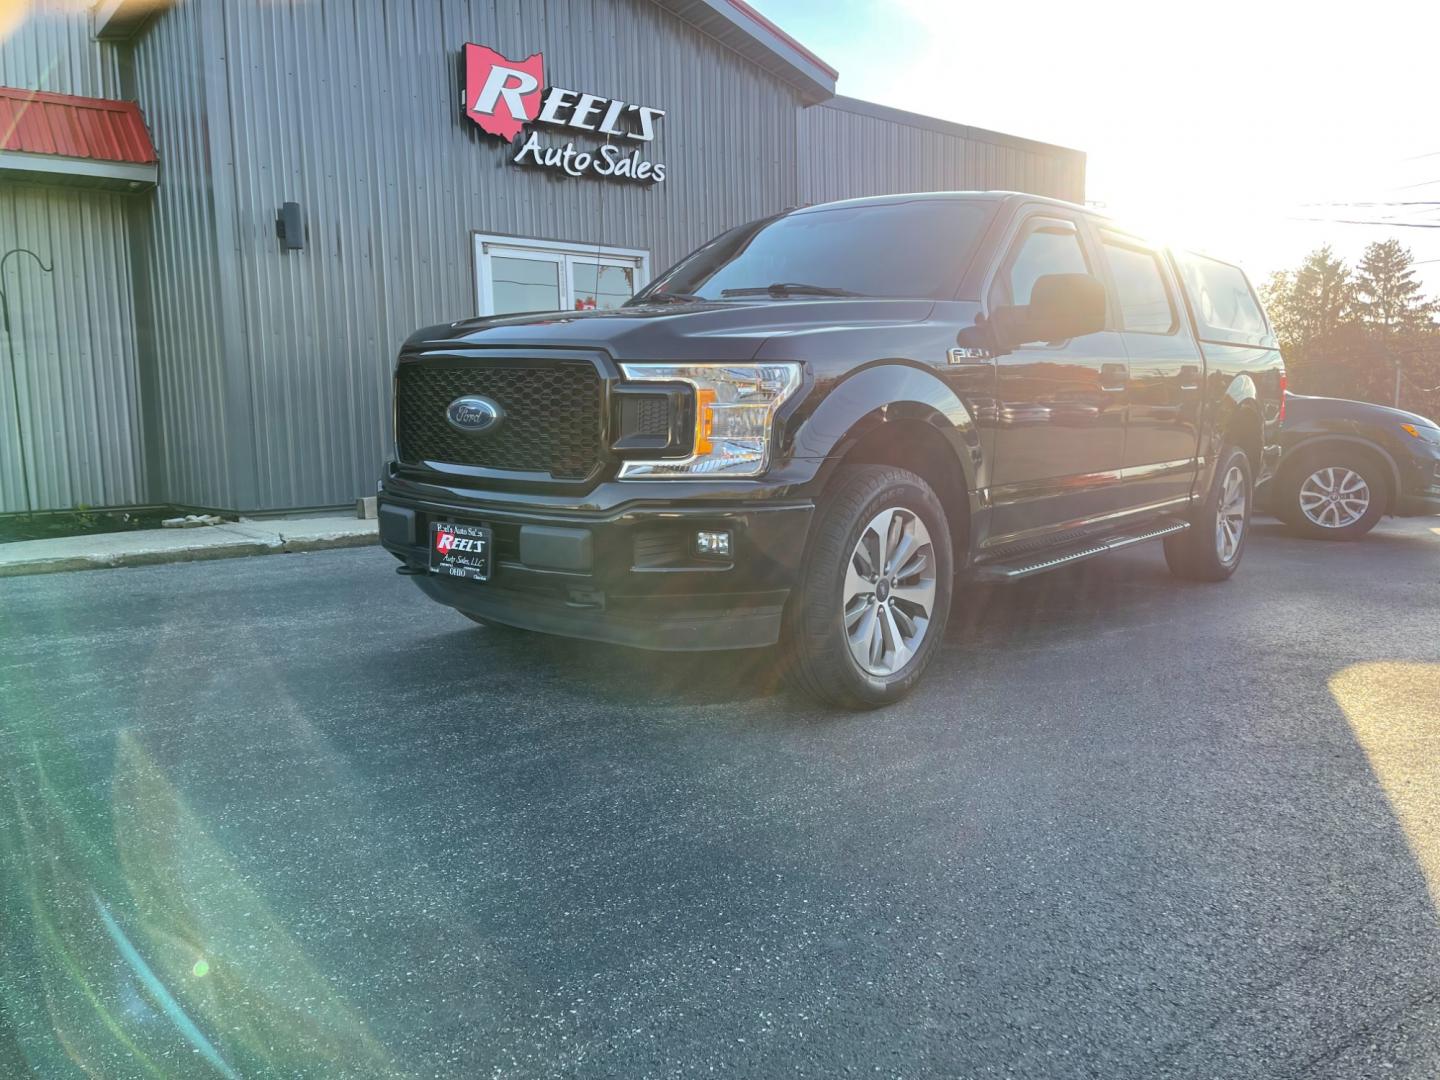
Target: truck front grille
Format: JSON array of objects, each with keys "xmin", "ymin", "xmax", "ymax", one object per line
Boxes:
[{"xmin": 396, "ymin": 360, "xmax": 603, "ymax": 480}]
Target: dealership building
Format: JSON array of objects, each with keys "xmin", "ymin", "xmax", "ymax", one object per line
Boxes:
[{"xmin": 0, "ymin": 0, "xmax": 1084, "ymax": 515}]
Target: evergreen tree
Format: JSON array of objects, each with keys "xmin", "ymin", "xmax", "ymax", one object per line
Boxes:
[
  {"xmin": 1258, "ymin": 270, "xmax": 1299, "ymax": 350},
  {"xmin": 1261, "ymin": 242, "xmax": 1440, "ymax": 412},
  {"xmin": 1353, "ymin": 239, "xmax": 1436, "ymax": 334},
  {"xmin": 1289, "ymin": 245, "xmax": 1354, "ymax": 346}
]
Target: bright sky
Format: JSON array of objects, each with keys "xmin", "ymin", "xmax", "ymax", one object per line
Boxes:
[{"xmin": 758, "ymin": 0, "xmax": 1440, "ymax": 294}]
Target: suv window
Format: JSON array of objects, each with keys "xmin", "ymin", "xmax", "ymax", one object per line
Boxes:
[
  {"xmin": 1176, "ymin": 253, "xmax": 1268, "ymax": 339},
  {"xmin": 996, "ymin": 220, "xmax": 1089, "ymax": 308},
  {"xmin": 1102, "ymin": 237, "xmax": 1176, "ymax": 334}
]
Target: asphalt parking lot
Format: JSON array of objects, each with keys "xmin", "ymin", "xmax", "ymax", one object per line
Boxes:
[{"xmin": 2, "ymin": 516, "xmax": 1438, "ymax": 1079}]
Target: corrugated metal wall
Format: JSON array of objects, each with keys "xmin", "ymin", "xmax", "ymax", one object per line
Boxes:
[
  {"xmin": 128, "ymin": 0, "xmax": 246, "ymax": 510},
  {"xmin": 0, "ymin": 2, "xmax": 122, "ymax": 98},
  {"xmin": 797, "ymin": 98, "xmax": 1086, "ymax": 206},
  {"xmin": 211, "ymin": 0, "xmax": 807, "ymax": 509},
  {"xmin": 0, "ymin": 7, "xmax": 144, "ymax": 513},
  {"xmin": 0, "ymin": 1, "xmax": 252, "ymax": 513},
  {"xmin": 0, "ymin": 184, "xmax": 146, "ymax": 512}
]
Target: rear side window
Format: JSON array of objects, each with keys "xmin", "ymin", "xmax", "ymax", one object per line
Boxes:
[
  {"xmin": 996, "ymin": 221, "xmax": 1089, "ymax": 307},
  {"xmin": 1101, "ymin": 237, "xmax": 1176, "ymax": 334},
  {"xmin": 1176, "ymin": 253, "xmax": 1269, "ymax": 342}
]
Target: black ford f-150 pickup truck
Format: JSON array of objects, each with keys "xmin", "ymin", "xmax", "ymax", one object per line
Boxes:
[{"xmin": 379, "ymin": 192, "xmax": 1284, "ymax": 708}]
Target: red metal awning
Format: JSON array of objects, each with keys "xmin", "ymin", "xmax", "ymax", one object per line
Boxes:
[{"xmin": 0, "ymin": 86, "xmax": 157, "ymax": 165}]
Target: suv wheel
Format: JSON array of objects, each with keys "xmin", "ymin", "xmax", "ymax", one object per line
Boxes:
[
  {"xmin": 1164, "ymin": 444, "xmax": 1252, "ymax": 582},
  {"xmin": 1277, "ymin": 449, "xmax": 1387, "ymax": 540},
  {"xmin": 784, "ymin": 465, "xmax": 953, "ymax": 710}
]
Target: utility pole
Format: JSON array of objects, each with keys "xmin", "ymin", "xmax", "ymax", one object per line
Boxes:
[{"xmin": 0, "ymin": 247, "xmax": 54, "ymax": 518}]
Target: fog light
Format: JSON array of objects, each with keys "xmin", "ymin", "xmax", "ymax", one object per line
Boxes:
[{"xmin": 695, "ymin": 530, "xmax": 731, "ymax": 556}]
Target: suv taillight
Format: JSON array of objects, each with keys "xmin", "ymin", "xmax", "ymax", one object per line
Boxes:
[{"xmin": 1278, "ymin": 373, "xmax": 1288, "ymax": 422}]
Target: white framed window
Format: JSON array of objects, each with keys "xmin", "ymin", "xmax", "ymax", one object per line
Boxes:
[{"xmin": 473, "ymin": 234, "xmax": 650, "ymax": 316}]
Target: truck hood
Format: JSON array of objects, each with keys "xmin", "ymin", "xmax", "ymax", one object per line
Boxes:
[{"xmin": 403, "ymin": 298, "xmax": 937, "ymax": 361}]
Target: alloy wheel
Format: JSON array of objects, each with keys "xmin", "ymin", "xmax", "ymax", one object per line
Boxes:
[
  {"xmin": 1298, "ymin": 467, "xmax": 1371, "ymax": 529},
  {"xmin": 843, "ymin": 507, "xmax": 936, "ymax": 677},
  {"xmin": 1214, "ymin": 464, "xmax": 1247, "ymax": 565}
]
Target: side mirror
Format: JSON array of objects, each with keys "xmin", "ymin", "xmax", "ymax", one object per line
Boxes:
[{"xmin": 990, "ymin": 273, "xmax": 1106, "ymax": 350}]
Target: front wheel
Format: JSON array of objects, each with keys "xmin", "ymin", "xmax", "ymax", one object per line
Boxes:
[
  {"xmin": 1277, "ymin": 450, "xmax": 1387, "ymax": 540},
  {"xmin": 1164, "ymin": 444, "xmax": 1252, "ymax": 582},
  {"xmin": 783, "ymin": 465, "xmax": 953, "ymax": 710}
]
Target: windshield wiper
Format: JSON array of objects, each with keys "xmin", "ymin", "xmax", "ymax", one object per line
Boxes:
[{"xmin": 720, "ymin": 282, "xmax": 866, "ymax": 298}]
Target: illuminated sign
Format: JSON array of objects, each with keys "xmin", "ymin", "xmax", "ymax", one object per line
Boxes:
[{"xmin": 463, "ymin": 43, "xmax": 668, "ymax": 183}]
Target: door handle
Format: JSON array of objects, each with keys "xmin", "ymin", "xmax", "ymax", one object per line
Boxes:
[
  {"xmin": 1098, "ymin": 363, "xmax": 1128, "ymax": 392},
  {"xmin": 1178, "ymin": 365, "xmax": 1202, "ymax": 392}
]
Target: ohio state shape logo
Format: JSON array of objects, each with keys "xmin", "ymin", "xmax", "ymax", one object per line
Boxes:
[
  {"xmin": 461, "ymin": 42, "xmax": 668, "ymax": 182},
  {"xmin": 464, "ymin": 44, "xmax": 543, "ymax": 142}
]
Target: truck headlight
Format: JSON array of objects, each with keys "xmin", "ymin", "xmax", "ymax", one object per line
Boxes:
[{"xmin": 617, "ymin": 363, "xmax": 802, "ymax": 479}]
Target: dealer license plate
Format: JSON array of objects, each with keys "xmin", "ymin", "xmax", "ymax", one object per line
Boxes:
[{"xmin": 429, "ymin": 522, "xmax": 492, "ymax": 582}]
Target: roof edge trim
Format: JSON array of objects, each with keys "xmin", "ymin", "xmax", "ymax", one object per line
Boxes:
[
  {"xmin": 819, "ymin": 95, "xmax": 1087, "ymax": 161},
  {"xmin": 650, "ymin": 0, "xmax": 838, "ymax": 104}
]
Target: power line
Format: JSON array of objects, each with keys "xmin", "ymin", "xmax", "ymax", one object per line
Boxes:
[
  {"xmin": 1366, "ymin": 206, "xmax": 1440, "ymax": 223},
  {"xmin": 1298, "ymin": 201, "xmax": 1440, "ymax": 208},
  {"xmin": 1288, "ymin": 216, "xmax": 1440, "ymax": 229}
]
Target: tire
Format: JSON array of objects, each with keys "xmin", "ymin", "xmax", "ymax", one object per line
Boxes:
[
  {"xmin": 1276, "ymin": 448, "xmax": 1387, "ymax": 540},
  {"xmin": 783, "ymin": 465, "xmax": 953, "ymax": 710},
  {"xmin": 1164, "ymin": 444, "xmax": 1252, "ymax": 582}
]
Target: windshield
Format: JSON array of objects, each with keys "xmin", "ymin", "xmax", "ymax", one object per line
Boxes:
[{"xmin": 632, "ymin": 199, "xmax": 996, "ymax": 303}]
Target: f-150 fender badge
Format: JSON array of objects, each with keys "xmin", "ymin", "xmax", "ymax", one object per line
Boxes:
[{"xmin": 947, "ymin": 347, "xmax": 992, "ymax": 365}]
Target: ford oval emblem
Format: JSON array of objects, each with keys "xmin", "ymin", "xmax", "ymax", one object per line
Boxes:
[{"xmin": 446, "ymin": 394, "xmax": 504, "ymax": 434}]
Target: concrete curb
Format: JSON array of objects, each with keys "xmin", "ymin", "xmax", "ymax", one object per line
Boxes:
[{"xmin": 0, "ymin": 519, "xmax": 378, "ymax": 578}]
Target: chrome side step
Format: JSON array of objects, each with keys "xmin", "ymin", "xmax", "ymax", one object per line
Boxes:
[{"xmin": 970, "ymin": 518, "xmax": 1190, "ymax": 583}]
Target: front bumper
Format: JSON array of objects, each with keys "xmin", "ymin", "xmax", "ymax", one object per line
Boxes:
[
  {"xmin": 378, "ymin": 471, "xmax": 815, "ymax": 651},
  {"xmin": 1397, "ymin": 490, "xmax": 1440, "ymax": 517},
  {"xmin": 1396, "ymin": 450, "xmax": 1440, "ymax": 517}
]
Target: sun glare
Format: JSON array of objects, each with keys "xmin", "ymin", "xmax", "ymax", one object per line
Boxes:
[{"xmin": 1331, "ymin": 662, "xmax": 1440, "ymax": 905}]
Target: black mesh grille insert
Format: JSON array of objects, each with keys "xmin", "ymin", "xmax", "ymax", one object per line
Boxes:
[
  {"xmin": 621, "ymin": 394, "xmax": 672, "ymax": 437},
  {"xmin": 396, "ymin": 361, "xmax": 603, "ymax": 479},
  {"xmin": 633, "ymin": 527, "xmax": 688, "ymax": 568}
]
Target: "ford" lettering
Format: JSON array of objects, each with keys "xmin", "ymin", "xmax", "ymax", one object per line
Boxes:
[{"xmin": 446, "ymin": 395, "xmax": 504, "ymax": 434}]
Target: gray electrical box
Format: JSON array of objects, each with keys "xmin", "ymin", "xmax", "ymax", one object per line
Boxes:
[{"xmin": 275, "ymin": 202, "xmax": 304, "ymax": 250}]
